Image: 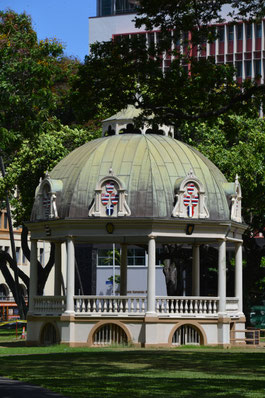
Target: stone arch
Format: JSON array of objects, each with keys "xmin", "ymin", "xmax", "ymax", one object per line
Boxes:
[
  {"xmin": 35, "ymin": 173, "xmax": 63, "ymax": 220},
  {"xmin": 87, "ymin": 320, "xmax": 132, "ymax": 346},
  {"xmin": 172, "ymin": 169, "xmax": 209, "ymax": 219},
  {"xmin": 39, "ymin": 321, "xmax": 60, "ymax": 346},
  {"xmin": 19, "ymin": 284, "xmax": 27, "ymax": 298},
  {"xmin": 0, "ymin": 283, "xmax": 9, "ymax": 299},
  {"xmin": 168, "ymin": 321, "xmax": 207, "ymax": 346},
  {"xmin": 89, "ymin": 169, "xmax": 131, "ymax": 217}
]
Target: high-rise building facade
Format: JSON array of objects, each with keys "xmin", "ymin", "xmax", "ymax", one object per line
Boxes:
[{"xmin": 89, "ymin": 2, "xmax": 265, "ymax": 84}]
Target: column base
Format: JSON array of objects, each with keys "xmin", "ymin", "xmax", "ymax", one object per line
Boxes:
[{"xmin": 145, "ymin": 311, "xmax": 158, "ymax": 318}]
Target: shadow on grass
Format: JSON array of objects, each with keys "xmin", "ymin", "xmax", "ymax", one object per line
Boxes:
[{"xmin": 0, "ymin": 350, "xmax": 265, "ymax": 397}]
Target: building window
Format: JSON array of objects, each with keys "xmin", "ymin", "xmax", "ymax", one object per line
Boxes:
[
  {"xmin": 228, "ymin": 25, "xmax": 234, "ymax": 41},
  {"xmin": 147, "ymin": 32, "xmax": 155, "ymax": 47},
  {"xmin": 245, "ymin": 60, "xmax": 252, "ymax": 77},
  {"xmin": 22, "ymin": 252, "xmax": 27, "ymax": 265},
  {"xmin": 237, "ymin": 24, "xmax": 243, "ymax": 40},
  {"xmin": 236, "ymin": 61, "xmax": 242, "ymax": 77},
  {"xmin": 255, "ymin": 60, "xmax": 261, "ymax": 77},
  {"xmin": 101, "ymin": 0, "xmax": 112, "ymax": 16},
  {"xmin": 127, "ymin": 248, "xmax": 145, "ymax": 266},
  {"xmin": 246, "ymin": 24, "xmax": 252, "ymax": 40},
  {"xmin": 256, "ymin": 23, "xmax": 262, "ymax": 39},
  {"xmin": 16, "ymin": 247, "xmax": 20, "ymax": 263},
  {"xmin": 219, "ymin": 26, "xmax": 224, "ymax": 42},
  {"xmin": 115, "ymin": 0, "xmax": 137, "ymax": 15},
  {"xmin": 4, "ymin": 213, "xmax": 8, "ymax": 229}
]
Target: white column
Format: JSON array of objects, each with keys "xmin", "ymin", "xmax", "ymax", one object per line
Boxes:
[
  {"xmin": 218, "ymin": 240, "xmax": 227, "ymax": 313},
  {"xmin": 147, "ymin": 236, "xmax": 156, "ymax": 315},
  {"xmin": 54, "ymin": 242, "xmax": 62, "ymax": 296},
  {"xmin": 192, "ymin": 244, "xmax": 200, "ymax": 296},
  {"xmin": 65, "ymin": 238, "xmax": 75, "ymax": 314},
  {"xmin": 29, "ymin": 239, "xmax": 38, "ymax": 313},
  {"xmin": 235, "ymin": 242, "xmax": 243, "ymax": 313},
  {"xmin": 120, "ymin": 243, "xmax": 128, "ymax": 296}
]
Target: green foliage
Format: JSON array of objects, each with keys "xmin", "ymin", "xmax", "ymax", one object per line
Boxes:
[
  {"xmin": 104, "ymin": 249, "xmax": 121, "ymax": 266},
  {"xmin": 108, "ymin": 275, "xmax": 121, "ymax": 285},
  {"xmin": 0, "ymin": 120, "xmax": 101, "ymax": 223},
  {"xmin": 181, "ymin": 115, "xmax": 265, "ymax": 232},
  {"xmin": 0, "ymin": 10, "xmax": 100, "ymax": 223},
  {"xmin": 0, "ymin": 10, "xmax": 78, "ymax": 154}
]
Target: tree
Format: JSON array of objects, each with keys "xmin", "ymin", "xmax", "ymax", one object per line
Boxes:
[
  {"xmin": 72, "ymin": 1, "xmax": 265, "ymax": 127},
  {"xmin": 0, "ymin": 10, "xmax": 100, "ymax": 317},
  {"xmin": 0, "ymin": 121, "xmax": 101, "ymax": 318}
]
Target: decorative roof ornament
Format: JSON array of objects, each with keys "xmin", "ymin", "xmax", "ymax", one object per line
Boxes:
[
  {"xmin": 231, "ymin": 174, "xmax": 242, "ymax": 223},
  {"xmin": 172, "ymin": 169, "xmax": 209, "ymax": 219},
  {"xmin": 34, "ymin": 174, "xmax": 63, "ymax": 220},
  {"xmin": 89, "ymin": 171, "xmax": 131, "ymax": 217}
]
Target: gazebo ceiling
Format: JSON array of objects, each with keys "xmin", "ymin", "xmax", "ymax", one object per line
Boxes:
[{"xmin": 31, "ymin": 133, "xmax": 236, "ymax": 222}]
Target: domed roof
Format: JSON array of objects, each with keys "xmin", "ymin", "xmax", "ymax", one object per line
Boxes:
[{"xmin": 31, "ymin": 134, "xmax": 235, "ymax": 222}]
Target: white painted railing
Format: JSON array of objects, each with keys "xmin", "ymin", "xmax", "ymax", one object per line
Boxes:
[
  {"xmin": 156, "ymin": 296, "xmax": 219, "ymax": 315},
  {"xmin": 74, "ymin": 295, "xmax": 147, "ymax": 314},
  {"xmin": 32, "ymin": 295, "xmax": 239, "ymax": 317},
  {"xmin": 33, "ymin": 296, "xmax": 66, "ymax": 314}
]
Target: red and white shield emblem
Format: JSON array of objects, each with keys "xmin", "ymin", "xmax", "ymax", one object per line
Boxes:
[
  {"xmin": 106, "ymin": 181, "xmax": 114, "ymax": 194},
  {"xmin": 101, "ymin": 193, "xmax": 109, "ymax": 206},
  {"xmin": 111, "ymin": 193, "xmax": 119, "ymax": 205}
]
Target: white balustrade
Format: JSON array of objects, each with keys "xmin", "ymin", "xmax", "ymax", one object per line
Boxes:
[
  {"xmin": 155, "ymin": 296, "xmax": 219, "ymax": 316},
  {"xmin": 33, "ymin": 295, "xmax": 239, "ymax": 318},
  {"xmin": 73, "ymin": 295, "xmax": 147, "ymax": 315},
  {"xmin": 33, "ymin": 296, "xmax": 66, "ymax": 314}
]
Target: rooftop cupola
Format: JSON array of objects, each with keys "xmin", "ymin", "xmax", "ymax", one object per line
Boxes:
[{"xmin": 102, "ymin": 105, "xmax": 174, "ymax": 137}]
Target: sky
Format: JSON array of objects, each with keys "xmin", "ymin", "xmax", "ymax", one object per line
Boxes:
[{"xmin": 0, "ymin": 0, "xmax": 97, "ymax": 61}]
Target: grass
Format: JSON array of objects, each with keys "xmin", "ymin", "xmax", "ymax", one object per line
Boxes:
[{"xmin": 0, "ymin": 331, "xmax": 265, "ymax": 397}]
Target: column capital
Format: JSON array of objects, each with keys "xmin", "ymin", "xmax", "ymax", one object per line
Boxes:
[{"xmin": 148, "ymin": 234, "xmax": 156, "ymax": 240}]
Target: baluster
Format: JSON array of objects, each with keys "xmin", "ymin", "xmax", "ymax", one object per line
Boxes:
[
  {"xmin": 213, "ymin": 300, "xmax": 217, "ymax": 314},
  {"xmin": 203, "ymin": 300, "xmax": 207, "ymax": 314},
  {"xmin": 113, "ymin": 298, "xmax": 117, "ymax": 313},
  {"xmin": 180, "ymin": 299, "xmax": 184, "ymax": 314},
  {"xmin": 91, "ymin": 298, "xmax": 95, "ymax": 312},
  {"xmin": 166, "ymin": 299, "xmax": 169, "ymax": 314},
  {"xmin": 141, "ymin": 298, "xmax": 145, "ymax": 313},
  {"xmin": 175, "ymin": 299, "xmax": 179, "ymax": 314},
  {"xmin": 103, "ymin": 299, "xmax": 107, "ymax": 312},
  {"xmin": 190, "ymin": 299, "xmax": 194, "ymax": 314},
  {"xmin": 199, "ymin": 300, "xmax": 203, "ymax": 313},
  {"xmin": 209, "ymin": 300, "xmax": 213, "ymax": 314},
  {"xmin": 80, "ymin": 299, "xmax": 84, "ymax": 312},
  {"xmin": 184, "ymin": 300, "xmax": 189, "ymax": 314},
  {"xmin": 194, "ymin": 299, "xmax": 198, "ymax": 314},
  {"xmin": 98, "ymin": 298, "xmax": 102, "ymax": 313},
  {"xmin": 156, "ymin": 298, "xmax": 160, "ymax": 313},
  {"xmin": 136, "ymin": 298, "xmax": 140, "ymax": 313},
  {"xmin": 125, "ymin": 298, "xmax": 129, "ymax": 313},
  {"xmin": 76, "ymin": 298, "xmax": 80, "ymax": 312}
]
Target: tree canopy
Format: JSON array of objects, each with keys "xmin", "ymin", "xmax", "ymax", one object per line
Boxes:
[{"xmin": 72, "ymin": 1, "xmax": 265, "ymax": 126}]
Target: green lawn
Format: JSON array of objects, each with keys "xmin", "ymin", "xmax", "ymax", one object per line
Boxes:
[{"xmin": 0, "ymin": 335, "xmax": 265, "ymax": 397}]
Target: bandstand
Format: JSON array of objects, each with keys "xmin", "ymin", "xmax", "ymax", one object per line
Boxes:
[{"xmin": 26, "ymin": 107, "xmax": 246, "ymax": 347}]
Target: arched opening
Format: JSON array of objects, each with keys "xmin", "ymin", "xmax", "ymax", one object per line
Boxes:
[
  {"xmin": 172, "ymin": 324, "xmax": 202, "ymax": 346},
  {"xmin": 93, "ymin": 323, "xmax": 128, "ymax": 346},
  {"xmin": 19, "ymin": 284, "xmax": 27, "ymax": 298},
  {"xmin": 40, "ymin": 323, "xmax": 59, "ymax": 346},
  {"xmin": 0, "ymin": 284, "xmax": 9, "ymax": 300}
]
